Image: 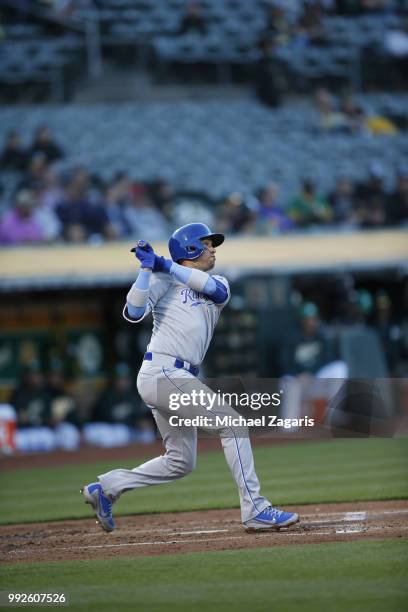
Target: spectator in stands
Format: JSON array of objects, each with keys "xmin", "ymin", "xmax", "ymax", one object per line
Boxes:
[
  {"xmin": 255, "ymin": 37, "xmax": 287, "ymax": 108},
  {"xmin": 328, "ymin": 176, "xmax": 358, "ymax": 226},
  {"xmin": 30, "ymin": 125, "xmax": 64, "ymax": 164},
  {"xmin": 316, "ymin": 88, "xmax": 397, "ymax": 136},
  {"xmin": 56, "ymin": 167, "xmax": 112, "ymax": 242},
  {"xmin": 340, "ymin": 90, "xmax": 398, "ymax": 135},
  {"xmin": 255, "ymin": 183, "xmax": 294, "ymax": 234},
  {"xmin": 11, "ymin": 359, "xmax": 80, "ymax": 451},
  {"xmin": 288, "ymin": 179, "xmax": 333, "ymax": 227},
  {"xmin": 92, "ymin": 362, "xmax": 155, "ymax": 442},
  {"xmin": 279, "ymin": 301, "xmax": 346, "ymax": 423},
  {"xmin": 387, "ymin": 167, "xmax": 408, "ymax": 226},
  {"xmin": 280, "ymin": 302, "xmax": 332, "ymax": 376},
  {"xmin": 45, "ymin": 359, "xmax": 80, "ymax": 428},
  {"xmin": 365, "ymin": 113, "xmax": 398, "ymax": 136},
  {"xmin": 0, "ymin": 131, "xmax": 28, "ymax": 171},
  {"xmin": 315, "ymin": 88, "xmax": 351, "ymax": 133},
  {"xmin": 104, "ymin": 172, "xmax": 133, "ymax": 239},
  {"xmin": 10, "ymin": 361, "xmax": 51, "ymax": 428},
  {"xmin": 22, "ymin": 152, "xmax": 49, "ymax": 190},
  {"xmin": 264, "ymin": 5, "xmax": 292, "ymax": 47},
  {"xmin": 217, "ymin": 192, "xmax": 256, "ymax": 235},
  {"xmin": 124, "ymin": 184, "xmax": 169, "ymax": 240},
  {"xmin": 355, "ymin": 162, "xmax": 387, "ymax": 228},
  {"xmin": 32, "ymin": 184, "xmax": 62, "ymax": 241},
  {"xmin": 149, "ymin": 178, "xmax": 175, "ymax": 219},
  {"xmin": 339, "ymin": 92, "xmax": 367, "ymax": 134},
  {"xmin": 36, "ymin": 166, "xmax": 65, "ymax": 211},
  {"xmin": 0, "ymin": 188, "xmax": 44, "ymax": 245},
  {"xmin": 347, "ymin": 288, "xmax": 374, "ymax": 325},
  {"xmin": 178, "ymin": 2, "xmax": 207, "ymax": 36},
  {"xmin": 297, "ymin": 1, "xmax": 328, "ymax": 46},
  {"xmin": 341, "ymin": 88, "xmax": 398, "ymax": 135}
]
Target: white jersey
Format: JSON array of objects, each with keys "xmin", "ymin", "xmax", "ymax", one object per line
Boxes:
[{"xmin": 123, "ymin": 273, "xmax": 230, "ymax": 365}]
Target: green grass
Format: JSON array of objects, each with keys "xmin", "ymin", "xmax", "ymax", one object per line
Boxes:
[
  {"xmin": 0, "ymin": 438, "xmax": 407, "ymax": 524},
  {"xmin": 1, "ymin": 540, "xmax": 407, "ymax": 611}
]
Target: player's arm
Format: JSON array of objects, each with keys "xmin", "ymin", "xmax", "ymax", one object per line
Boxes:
[
  {"xmin": 125, "ymin": 268, "xmax": 151, "ymax": 321},
  {"xmin": 171, "ymin": 263, "xmax": 228, "ymax": 304},
  {"xmin": 154, "ymin": 255, "xmax": 228, "ymax": 304},
  {"xmin": 124, "ymin": 241, "xmax": 156, "ymax": 323}
]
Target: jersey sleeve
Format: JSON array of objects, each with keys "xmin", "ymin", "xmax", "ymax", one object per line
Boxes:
[
  {"xmin": 211, "ymin": 274, "xmax": 231, "ymax": 308},
  {"xmin": 123, "ymin": 273, "xmax": 170, "ymax": 324}
]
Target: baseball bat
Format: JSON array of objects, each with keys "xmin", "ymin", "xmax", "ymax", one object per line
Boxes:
[{"xmin": 130, "ymin": 240, "xmax": 148, "ymax": 253}]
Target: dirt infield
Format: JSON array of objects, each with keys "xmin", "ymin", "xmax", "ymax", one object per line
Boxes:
[{"xmin": 1, "ymin": 500, "xmax": 407, "ymax": 565}]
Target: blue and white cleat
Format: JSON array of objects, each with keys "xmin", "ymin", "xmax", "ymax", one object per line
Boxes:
[
  {"xmin": 80, "ymin": 482, "xmax": 116, "ymax": 533},
  {"xmin": 244, "ymin": 506, "xmax": 299, "ymax": 532}
]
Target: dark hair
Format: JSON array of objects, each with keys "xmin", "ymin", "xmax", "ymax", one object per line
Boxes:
[{"xmin": 302, "ymin": 179, "xmax": 315, "ymax": 193}]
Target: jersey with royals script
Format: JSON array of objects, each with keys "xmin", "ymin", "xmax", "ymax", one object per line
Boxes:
[{"xmin": 123, "ymin": 273, "xmax": 230, "ymax": 366}]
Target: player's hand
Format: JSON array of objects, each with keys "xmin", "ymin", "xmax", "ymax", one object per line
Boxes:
[{"xmin": 131, "ymin": 240, "xmax": 156, "ymax": 269}]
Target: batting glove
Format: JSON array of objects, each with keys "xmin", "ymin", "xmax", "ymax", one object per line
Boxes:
[
  {"xmin": 131, "ymin": 240, "xmax": 156, "ymax": 269},
  {"xmin": 153, "ymin": 255, "xmax": 172, "ymax": 274}
]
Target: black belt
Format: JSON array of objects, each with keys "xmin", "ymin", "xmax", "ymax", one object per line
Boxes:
[{"xmin": 144, "ymin": 352, "xmax": 199, "ymax": 376}]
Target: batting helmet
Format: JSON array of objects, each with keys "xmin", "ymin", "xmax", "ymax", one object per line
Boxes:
[{"xmin": 168, "ymin": 223, "xmax": 224, "ymax": 262}]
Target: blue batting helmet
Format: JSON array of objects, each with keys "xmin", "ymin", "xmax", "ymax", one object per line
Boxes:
[{"xmin": 168, "ymin": 223, "xmax": 224, "ymax": 262}]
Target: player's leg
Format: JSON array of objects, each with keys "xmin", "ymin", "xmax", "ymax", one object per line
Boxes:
[
  {"xmin": 161, "ymin": 368, "xmax": 298, "ymax": 530},
  {"xmin": 97, "ymin": 408, "xmax": 197, "ymax": 499},
  {"xmin": 158, "ymin": 369, "xmax": 266, "ymax": 521},
  {"xmin": 82, "ymin": 409, "xmax": 196, "ymax": 532},
  {"xmin": 134, "ymin": 366, "xmax": 267, "ymax": 522},
  {"xmin": 82, "ymin": 366, "xmax": 197, "ymax": 531}
]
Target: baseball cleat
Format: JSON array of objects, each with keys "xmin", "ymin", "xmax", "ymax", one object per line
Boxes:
[
  {"xmin": 80, "ymin": 482, "xmax": 116, "ymax": 533},
  {"xmin": 244, "ymin": 506, "xmax": 299, "ymax": 532}
]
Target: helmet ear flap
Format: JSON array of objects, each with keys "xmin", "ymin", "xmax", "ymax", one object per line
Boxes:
[{"xmin": 186, "ymin": 244, "xmax": 200, "ymax": 254}]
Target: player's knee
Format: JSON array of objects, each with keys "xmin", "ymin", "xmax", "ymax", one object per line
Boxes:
[{"xmin": 166, "ymin": 452, "xmax": 195, "ymax": 477}]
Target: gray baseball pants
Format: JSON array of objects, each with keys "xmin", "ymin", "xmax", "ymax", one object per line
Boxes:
[{"xmin": 98, "ymin": 355, "xmax": 270, "ymax": 523}]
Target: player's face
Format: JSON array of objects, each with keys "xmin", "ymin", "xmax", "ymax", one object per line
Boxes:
[{"xmin": 194, "ymin": 238, "xmax": 216, "ymax": 271}]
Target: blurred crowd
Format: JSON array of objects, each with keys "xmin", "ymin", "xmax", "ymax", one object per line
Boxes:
[
  {"xmin": 219, "ymin": 167, "xmax": 408, "ymax": 235},
  {"xmin": 0, "ymin": 125, "xmax": 407, "ymax": 246},
  {"xmin": 274, "ymin": 287, "xmax": 407, "ymax": 426},
  {"xmin": 0, "ymin": 126, "xmax": 172, "ymax": 244},
  {"xmin": 7, "ymin": 359, "xmax": 156, "ymax": 452},
  {"xmin": 281, "ymin": 288, "xmax": 407, "ymax": 379},
  {"xmin": 314, "ymin": 88, "xmax": 400, "ymax": 135}
]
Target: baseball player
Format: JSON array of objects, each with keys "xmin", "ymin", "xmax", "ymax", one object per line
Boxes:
[{"xmin": 81, "ymin": 223, "xmax": 299, "ymax": 533}]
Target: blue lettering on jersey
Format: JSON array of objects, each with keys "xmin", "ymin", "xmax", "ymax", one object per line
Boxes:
[{"xmin": 181, "ymin": 288, "xmax": 214, "ymax": 307}]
